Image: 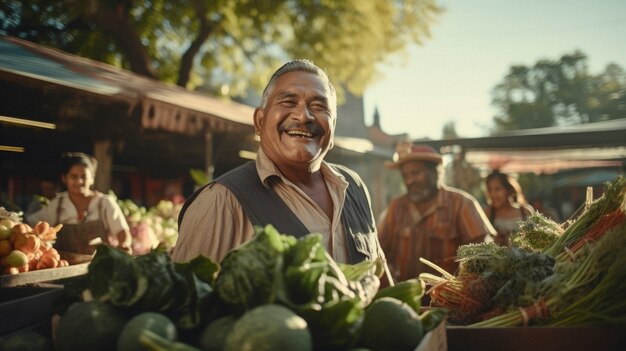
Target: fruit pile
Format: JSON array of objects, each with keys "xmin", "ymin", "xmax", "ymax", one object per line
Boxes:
[{"xmin": 0, "ymin": 213, "xmax": 67, "ymax": 275}]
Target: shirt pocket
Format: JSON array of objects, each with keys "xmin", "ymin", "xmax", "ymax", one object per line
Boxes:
[{"xmin": 427, "ymin": 222, "xmax": 458, "ymax": 262}]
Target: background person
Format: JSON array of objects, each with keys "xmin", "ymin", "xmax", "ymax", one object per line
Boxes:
[
  {"xmin": 27, "ymin": 152, "xmax": 131, "ymax": 261},
  {"xmin": 173, "ymin": 59, "xmax": 386, "ymax": 270},
  {"xmin": 378, "ymin": 142, "xmax": 496, "ymax": 282},
  {"xmin": 25, "ymin": 178, "xmax": 59, "ymax": 217},
  {"xmin": 483, "ymin": 170, "xmax": 534, "ymax": 246}
]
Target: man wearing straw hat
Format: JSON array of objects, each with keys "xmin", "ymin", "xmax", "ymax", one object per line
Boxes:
[{"xmin": 378, "ymin": 141, "xmax": 495, "ymax": 283}]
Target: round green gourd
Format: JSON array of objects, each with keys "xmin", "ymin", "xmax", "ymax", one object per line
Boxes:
[
  {"xmin": 118, "ymin": 312, "xmax": 177, "ymax": 351},
  {"xmin": 198, "ymin": 315, "xmax": 237, "ymax": 351},
  {"xmin": 55, "ymin": 301, "xmax": 127, "ymax": 351},
  {"xmin": 225, "ymin": 304, "xmax": 312, "ymax": 351},
  {"xmin": 358, "ymin": 297, "xmax": 424, "ymax": 351}
]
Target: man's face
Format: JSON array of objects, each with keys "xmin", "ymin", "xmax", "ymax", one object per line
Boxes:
[
  {"xmin": 400, "ymin": 160, "xmax": 438, "ymax": 203},
  {"xmin": 254, "ymin": 71, "xmax": 336, "ymax": 171}
]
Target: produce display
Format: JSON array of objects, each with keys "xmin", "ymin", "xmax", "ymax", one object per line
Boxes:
[
  {"xmin": 117, "ymin": 198, "xmax": 181, "ymax": 255},
  {"xmin": 0, "ymin": 208, "xmax": 67, "ymax": 275},
  {"xmin": 420, "ymin": 176, "xmax": 626, "ymax": 328},
  {"xmin": 34, "ymin": 225, "xmax": 445, "ymax": 351}
]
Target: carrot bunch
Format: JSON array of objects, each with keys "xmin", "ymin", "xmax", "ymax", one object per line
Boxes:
[{"xmin": 0, "ymin": 219, "xmax": 68, "ymax": 275}]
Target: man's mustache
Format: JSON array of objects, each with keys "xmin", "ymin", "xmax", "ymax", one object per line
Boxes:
[{"xmin": 279, "ymin": 122, "xmax": 323, "ymax": 136}]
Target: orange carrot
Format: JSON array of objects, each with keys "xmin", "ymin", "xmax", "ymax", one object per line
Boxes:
[{"xmin": 565, "ymin": 209, "xmax": 625, "ymax": 256}]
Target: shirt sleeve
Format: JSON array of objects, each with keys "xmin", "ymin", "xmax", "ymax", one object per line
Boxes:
[
  {"xmin": 171, "ymin": 183, "xmax": 254, "ymax": 263},
  {"xmin": 100, "ymin": 194, "xmax": 130, "ymax": 236},
  {"xmin": 458, "ymin": 196, "xmax": 497, "ymax": 243}
]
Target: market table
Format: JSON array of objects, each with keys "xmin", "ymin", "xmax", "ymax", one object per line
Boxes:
[
  {"xmin": 1, "ymin": 263, "xmax": 89, "ymax": 337},
  {"xmin": 0, "ymin": 263, "xmax": 89, "ymax": 288}
]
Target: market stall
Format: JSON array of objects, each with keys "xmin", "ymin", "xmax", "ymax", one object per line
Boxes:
[{"xmin": 3, "ymin": 173, "xmax": 626, "ymax": 350}]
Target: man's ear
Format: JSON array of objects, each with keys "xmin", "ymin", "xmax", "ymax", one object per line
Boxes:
[{"xmin": 253, "ymin": 107, "xmax": 264, "ymax": 135}]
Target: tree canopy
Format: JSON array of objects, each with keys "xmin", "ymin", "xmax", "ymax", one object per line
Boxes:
[
  {"xmin": 490, "ymin": 51, "xmax": 626, "ymax": 132},
  {"xmin": 1, "ymin": 0, "xmax": 443, "ymax": 100}
]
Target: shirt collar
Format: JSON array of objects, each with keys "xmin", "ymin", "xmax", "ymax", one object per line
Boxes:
[{"xmin": 255, "ymin": 147, "xmax": 347, "ymax": 189}]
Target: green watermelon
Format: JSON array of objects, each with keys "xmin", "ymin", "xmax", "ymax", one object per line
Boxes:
[
  {"xmin": 225, "ymin": 304, "xmax": 312, "ymax": 351},
  {"xmin": 55, "ymin": 301, "xmax": 127, "ymax": 351}
]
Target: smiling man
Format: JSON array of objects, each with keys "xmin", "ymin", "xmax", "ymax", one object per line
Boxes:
[{"xmin": 173, "ymin": 59, "xmax": 386, "ymax": 267}]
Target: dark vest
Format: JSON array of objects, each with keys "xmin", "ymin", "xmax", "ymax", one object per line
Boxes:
[{"xmin": 178, "ymin": 161, "xmax": 379, "ymax": 264}]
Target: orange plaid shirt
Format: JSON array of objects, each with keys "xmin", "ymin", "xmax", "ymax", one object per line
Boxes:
[{"xmin": 378, "ymin": 185, "xmax": 495, "ymax": 282}]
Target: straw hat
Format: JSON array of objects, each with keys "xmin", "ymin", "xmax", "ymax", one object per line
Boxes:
[{"xmin": 385, "ymin": 141, "xmax": 442, "ymax": 169}]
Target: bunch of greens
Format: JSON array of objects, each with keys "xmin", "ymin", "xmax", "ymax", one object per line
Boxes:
[
  {"xmin": 472, "ymin": 220, "xmax": 626, "ymax": 327},
  {"xmin": 85, "ymin": 245, "xmax": 219, "ymax": 330},
  {"xmin": 456, "ymin": 242, "xmax": 508, "ymax": 277},
  {"xmin": 544, "ymin": 176, "xmax": 625, "ymax": 257},
  {"xmin": 479, "ymin": 247, "xmax": 555, "ymax": 309},
  {"xmin": 509, "ymin": 213, "xmax": 563, "ymax": 252},
  {"xmin": 280, "ymin": 234, "xmax": 381, "ymax": 350},
  {"xmin": 81, "ymin": 225, "xmax": 430, "ymax": 350},
  {"xmin": 438, "ymin": 243, "xmax": 554, "ymax": 324},
  {"xmin": 213, "ymin": 225, "xmax": 296, "ymax": 313},
  {"xmin": 214, "ymin": 225, "xmax": 383, "ymax": 350}
]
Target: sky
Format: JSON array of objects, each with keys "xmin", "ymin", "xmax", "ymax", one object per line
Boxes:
[{"xmin": 363, "ymin": 0, "xmax": 626, "ymax": 140}]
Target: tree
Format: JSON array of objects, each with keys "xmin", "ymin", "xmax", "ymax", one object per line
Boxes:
[
  {"xmin": 0, "ymin": 0, "xmax": 443, "ymax": 100},
  {"xmin": 490, "ymin": 51, "xmax": 626, "ymax": 132}
]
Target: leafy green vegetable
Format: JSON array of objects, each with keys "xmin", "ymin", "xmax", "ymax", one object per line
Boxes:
[
  {"xmin": 279, "ymin": 233, "xmax": 381, "ymax": 350},
  {"xmin": 545, "ymin": 176, "xmax": 625, "ymax": 257},
  {"xmin": 85, "ymin": 245, "xmax": 218, "ymax": 330},
  {"xmin": 510, "ymin": 213, "xmax": 563, "ymax": 252},
  {"xmin": 374, "ymin": 279, "xmax": 424, "ymax": 314},
  {"xmin": 213, "ymin": 225, "xmax": 296, "ymax": 313}
]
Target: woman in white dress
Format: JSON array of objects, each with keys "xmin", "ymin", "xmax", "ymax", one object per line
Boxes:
[
  {"xmin": 27, "ymin": 152, "xmax": 131, "ymax": 260},
  {"xmin": 483, "ymin": 170, "xmax": 534, "ymax": 246}
]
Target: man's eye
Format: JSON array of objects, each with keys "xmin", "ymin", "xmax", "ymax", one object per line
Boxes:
[
  {"xmin": 280, "ymin": 100, "xmax": 296, "ymax": 106},
  {"xmin": 311, "ymin": 103, "xmax": 328, "ymax": 111}
]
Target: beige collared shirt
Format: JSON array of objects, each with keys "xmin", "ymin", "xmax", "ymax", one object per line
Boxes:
[{"xmin": 172, "ymin": 148, "xmax": 350, "ymax": 263}]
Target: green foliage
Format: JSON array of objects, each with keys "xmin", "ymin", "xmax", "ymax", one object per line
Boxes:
[
  {"xmin": 491, "ymin": 51, "xmax": 626, "ymax": 131},
  {"xmin": 1, "ymin": 0, "xmax": 443, "ymax": 101},
  {"xmin": 86, "ymin": 245, "xmax": 219, "ymax": 329},
  {"xmin": 213, "ymin": 225, "xmax": 382, "ymax": 350},
  {"xmin": 373, "ymin": 278, "xmax": 424, "ymax": 314},
  {"xmin": 509, "ymin": 213, "xmax": 563, "ymax": 252},
  {"xmin": 189, "ymin": 168, "xmax": 209, "ymax": 186},
  {"xmin": 214, "ymin": 225, "xmax": 296, "ymax": 313}
]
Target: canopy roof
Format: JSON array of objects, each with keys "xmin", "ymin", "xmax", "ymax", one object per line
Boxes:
[
  {"xmin": 0, "ymin": 36, "xmax": 254, "ymax": 134},
  {"xmin": 416, "ymin": 119, "xmax": 626, "ymax": 174}
]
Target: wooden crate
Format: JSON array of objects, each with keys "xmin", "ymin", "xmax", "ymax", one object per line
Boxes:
[
  {"xmin": 447, "ymin": 326, "xmax": 626, "ymax": 351},
  {"xmin": 0, "ymin": 283, "xmax": 64, "ymax": 336}
]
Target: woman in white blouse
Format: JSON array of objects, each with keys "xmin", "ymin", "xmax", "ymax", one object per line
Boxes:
[
  {"xmin": 27, "ymin": 152, "xmax": 131, "ymax": 258},
  {"xmin": 483, "ymin": 170, "xmax": 534, "ymax": 246}
]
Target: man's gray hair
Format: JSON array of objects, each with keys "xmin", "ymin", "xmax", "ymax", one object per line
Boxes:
[{"xmin": 259, "ymin": 59, "xmax": 337, "ymax": 111}]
